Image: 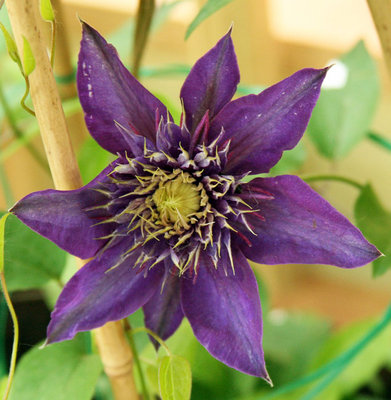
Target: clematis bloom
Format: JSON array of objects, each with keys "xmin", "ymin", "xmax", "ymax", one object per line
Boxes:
[{"xmin": 11, "ymin": 23, "xmax": 380, "ymax": 382}]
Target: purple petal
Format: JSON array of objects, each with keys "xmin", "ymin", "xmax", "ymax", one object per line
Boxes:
[
  {"xmin": 181, "ymin": 251, "xmax": 270, "ymax": 380},
  {"xmin": 10, "ymin": 166, "xmax": 114, "ymax": 259},
  {"xmin": 210, "ymin": 68, "xmax": 328, "ymax": 174},
  {"xmin": 241, "ymin": 175, "xmax": 381, "ymax": 267},
  {"xmin": 78, "ymin": 22, "xmax": 170, "ymax": 154},
  {"xmin": 47, "ymin": 241, "xmax": 164, "ymax": 343},
  {"xmin": 180, "ymin": 29, "xmax": 239, "ymax": 134},
  {"xmin": 143, "ymin": 269, "xmax": 183, "ymax": 348}
]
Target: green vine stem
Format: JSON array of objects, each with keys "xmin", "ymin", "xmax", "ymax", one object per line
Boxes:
[
  {"xmin": 20, "ymin": 75, "xmax": 36, "ymax": 116},
  {"xmin": 123, "ymin": 320, "xmax": 150, "ymax": 400},
  {"xmin": 131, "ymin": 326, "xmax": 171, "ymax": 356},
  {"xmin": 302, "ymin": 175, "xmax": 364, "ymax": 190},
  {"xmin": 367, "ymin": 131, "xmax": 391, "ymax": 152},
  {"xmin": 132, "ymin": 0, "xmax": 155, "ymax": 78},
  {"xmin": 0, "ymin": 299, "xmax": 7, "ymax": 377},
  {"xmin": 123, "ymin": 325, "xmax": 174, "ymax": 399},
  {"xmin": 0, "ymin": 213, "xmax": 19, "ymax": 400}
]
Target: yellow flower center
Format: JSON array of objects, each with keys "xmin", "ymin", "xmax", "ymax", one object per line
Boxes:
[{"xmin": 153, "ymin": 175, "xmax": 201, "ymax": 226}]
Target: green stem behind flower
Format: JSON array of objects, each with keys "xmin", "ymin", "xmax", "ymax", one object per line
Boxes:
[
  {"xmin": 131, "ymin": 326, "xmax": 171, "ymax": 356},
  {"xmin": 367, "ymin": 130, "xmax": 391, "ymax": 152},
  {"xmin": 0, "ymin": 298, "xmax": 7, "ymax": 377},
  {"xmin": 132, "ymin": 0, "xmax": 155, "ymax": 78},
  {"xmin": 303, "ymin": 175, "xmax": 363, "ymax": 190},
  {"xmin": 123, "ymin": 321, "xmax": 150, "ymax": 400},
  {"xmin": 20, "ymin": 75, "xmax": 35, "ymax": 117}
]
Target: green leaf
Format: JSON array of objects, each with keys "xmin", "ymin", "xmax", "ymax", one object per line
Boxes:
[
  {"xmin": 0, "ymin": 22, "xmax": 20, "ymax": 65},
  {"xmin": 236, "ymin": 84, "xmax": 265, "ymax": 96},
  {"xmin": 152, "ymin": 92, "xmax": 181, "ymax": 124},
  {"xmin": 269, "ymin": 141, "xmax": 306, "ymax": 176},
  {"xmin": 40, "ymin": 0, "xmax": 55, "ymax": 22},
  {"xmin": 2, "ymin": 212, "xmax": 66, "ymax": 291},
  {"xmin": 354, "ymin": 184, "xmax": 391, "ymax": 276},
  {"xmin": 166, "ymin": 321, "xmax": 230, "ymax": 394},
  {"xmin": 78, "ymin": 137, "xmax": 114, "ymax": 184},
  {"xmin": 146, "ymin": 364, "xmax": 160, "ymax": 395},
  {"xmin": 307, "ymin": 41, "xmax": 379, "ymax": 159},
  {"xmin": 158, "ymin": 355, "xmax": 192, "ymax": 400},
  {"xmin": 185, "ymin": 0, "xmax": 235, "ymax": 39},
  {"xmin": 263, "ymin": 311, "xmax": 331, "ymax": 384},
  {"xmin": 0, "ymin": 376, "xmax": 7, "ymax": 398},
  {"xmin": 22, "ymin": 36, "xmax": 35, "ymax": 76},
  {"xmin": 9, "ymin": 335, "xmax": 102, "ymax": 400},
  {"xmin": 108, "ymin": 19, "xmax": 135, "ymax": 60}
]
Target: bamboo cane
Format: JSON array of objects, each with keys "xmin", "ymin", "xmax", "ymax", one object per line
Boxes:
[
  {"xmin": 367, "ymin": 0, "xmax": 391, "ymax": 80},
  {"xmin": 5, "ymin": 1, "xmax": 138, "ymax": 398}
]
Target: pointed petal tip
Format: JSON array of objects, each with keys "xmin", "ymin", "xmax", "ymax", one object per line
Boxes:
[
  {"xmin": 39, "ymin": 339, "xmax": 49, "ymax": 350},
  {"xmin": 180, "ymin": 25, "xmax": 239, "ymax": 132},
  {"xmin": 263, "ymin": 370, "xmax": 273, "ymax": 387},
  {"xmin": 372, "ymin": 247, "xmax": 384, "ymax": 261},
  {"xmin": 321, "ymin": 65, "xmax": 332, "ymax": 78},
  {"xmin": 80, "ymin": 21, "xmax": 107, "ymax": 47},
  {"xmin": 352, "ymin": 241, "xmax": 382, "ymax": 267},
  {"xmin": 80, "ymin": 20, "xmax": 100, "ymax": 40},
  {"xmin": 247, "ymin": 361, "xmax": 272, "ymax": 383},
  {"xmin": 77, "ymin": 15, "xmax": 84, "ymax": 25},
  {"xmin": 243, "ymin": 176, "xmax": 384, "ymax": 268},
  {"xmin": 80, "ymin": 19, "xmax": 92, "ymax": 31}
]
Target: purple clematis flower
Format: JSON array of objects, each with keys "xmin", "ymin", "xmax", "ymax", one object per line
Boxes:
[{"xmin": 11, "ymin": 23, "xmax": 380, "ymax": 382}]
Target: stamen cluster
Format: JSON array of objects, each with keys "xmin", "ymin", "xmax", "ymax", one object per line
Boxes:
[{"xmin": 89, "ymin": 127, "xmax": 262, "ymax": 276}]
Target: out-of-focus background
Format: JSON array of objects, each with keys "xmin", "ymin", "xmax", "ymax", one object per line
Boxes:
[{"xmin": 1, "ymin": 0, "xmax": 390, "ymax": 327}]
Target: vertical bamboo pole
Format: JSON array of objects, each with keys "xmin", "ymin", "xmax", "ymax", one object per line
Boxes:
[
  {"xmin": 367, "ymin": 0, "xmax": 391, "ymax": 80},
  {"xmin": 5, "ymin": 1, "xmax": 138, "ymax": 398}
]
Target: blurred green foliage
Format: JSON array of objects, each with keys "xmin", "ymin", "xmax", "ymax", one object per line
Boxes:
[
  {"xmin": 307, "ymin": 41, "xmax": 379, "ymax": 159},
  {"xmin": 355, "ymin": 184, "xmax": 391, "ymax": 276},
  {"xmin": 9, "ymin": 334, "xmax": 102, "ymax": 400}
]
